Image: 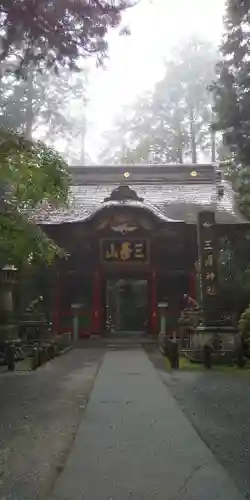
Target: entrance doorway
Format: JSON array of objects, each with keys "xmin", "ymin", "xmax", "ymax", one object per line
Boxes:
[{"xmin": 105, "ymin": 279, "xmax": 148, "ymax": 334}]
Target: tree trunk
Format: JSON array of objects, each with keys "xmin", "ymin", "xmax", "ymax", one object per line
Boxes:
[
  {"xmin": 211, "ymin": 129, "xmax": 216, "ymax": 163},
  {"xmin": 176, "ymin": 119, "xmax": 183, "ymax": 163},
  {"xmin": 189, "ymin": 107, "xmax": 197, "ymax": 163},
  {"xmin": 25, "ymin": 68, "xmax": 35, "ymax": 138},
  {"xmin": 0, "ymin": 182, "xmax": 6, "ymax": 211},
  {"xmin": 79, "ymin": 128, "xmax": 85, "ymax": 165}
]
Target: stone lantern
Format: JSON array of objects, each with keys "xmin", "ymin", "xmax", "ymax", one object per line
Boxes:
[
  {"xmin": 71, "ymin": 303, "xmax": 83, "ymax": 342},
  {"xmin": 0, "ymin": 264, "xmax": 18, "ymax": 341},
  {"xmin": 158, "ymin": 301, "xmax": 169, "ymax": 335}
]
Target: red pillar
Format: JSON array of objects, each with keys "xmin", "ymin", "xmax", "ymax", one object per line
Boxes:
[
  {"xmin": 150, "ymin": 271, "xmax": 158, "ymax": 335},
  {"xmin": 92, "ymin": 269, "xmax": 101, "ymax": 335},
  {"xmin": 189, "ymin": 269, "xmax": 196, "ymax": 299}
]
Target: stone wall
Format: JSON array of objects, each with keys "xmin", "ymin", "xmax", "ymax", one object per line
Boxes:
[{"xmin": 191, "ymin": 328, "xmax": 237, "ymax": 350}]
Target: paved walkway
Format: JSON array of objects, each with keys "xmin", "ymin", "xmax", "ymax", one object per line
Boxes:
[
  {"xmin": 0, "ymin": 348, "xmax": 104, "ymax": 500},
  {"xmin": 50, "ymin": 349, "xmax": 244, "ymax": 500}
]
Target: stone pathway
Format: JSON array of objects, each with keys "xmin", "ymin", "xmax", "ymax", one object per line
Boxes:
[
  {"xmin": 0, "ymin": 348, "xmax": 104, "ymax": 500},
  {"xmin": 50, "ymin": 348, "xmax": 244, "ymax": 500}
]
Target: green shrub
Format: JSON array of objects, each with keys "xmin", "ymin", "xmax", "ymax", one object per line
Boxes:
[{"xmin": 239, "ymin": 304, "xmax": 250, "ymax": 338}]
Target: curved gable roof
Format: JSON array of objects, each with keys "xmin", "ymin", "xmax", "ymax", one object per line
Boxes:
[{"xmin": 28, "ymin": 164, "xmax": 249, "ymax": 225}]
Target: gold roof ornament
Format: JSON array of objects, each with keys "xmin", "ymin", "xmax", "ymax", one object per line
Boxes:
[{"xmin": 190, "ymin": 170, "xmax": 198, "ymax": 177}]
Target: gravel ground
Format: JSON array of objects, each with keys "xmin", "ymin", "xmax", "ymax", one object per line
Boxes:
[
  {"xmin": 0, "ymin": 348, "xmax": 104, "ymax": 500},
  {"xmin": 147, "ymin": 349, "xmax": 250, "ymax": 500}
]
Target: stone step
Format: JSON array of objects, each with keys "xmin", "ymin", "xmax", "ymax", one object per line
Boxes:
[{"xmin": 76, "ymin": 335, "xmax": 157, "ymax": 349}]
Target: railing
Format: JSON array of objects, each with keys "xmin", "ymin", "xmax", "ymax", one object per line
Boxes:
[{"xmin": 0, "ymin": 326, "xmax": 72, "ymax": 372}]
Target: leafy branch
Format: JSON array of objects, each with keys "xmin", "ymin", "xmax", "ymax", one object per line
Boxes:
[{"xmin": 0, "ymin": 128, "xmax": 70, "ymax": 265}]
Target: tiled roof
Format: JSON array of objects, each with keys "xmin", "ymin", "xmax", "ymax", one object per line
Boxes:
[{"xmin": 30, "ymin": 179, "xmax": 247, "ymax": 225}]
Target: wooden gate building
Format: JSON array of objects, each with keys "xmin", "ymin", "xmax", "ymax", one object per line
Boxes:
[{"xmin": 30, "ymin": 164, "xmax": 249, "ymax": 337}]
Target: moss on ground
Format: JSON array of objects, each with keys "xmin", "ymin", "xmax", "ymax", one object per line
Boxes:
[{"xmin": 165, "ymin": 355, "xmax": 250, "ymax": 376}]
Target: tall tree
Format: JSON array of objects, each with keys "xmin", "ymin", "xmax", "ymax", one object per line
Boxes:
[
  {"xmin": 0, "ymin": 0, "xmax": 131, "ymax": 74},
  {"xmin": 100, "ymin": 37, "xmax": 218, "ymax": 165},
  {"xmin": 211, "ymin": 0, "xmax": 250, "ymax": 218},
  {"xmin": 0, "ymin": 66, "xmax": 89, "ymax": 162},
  {"xmin": 41, "ymin": 70, "xmax": 90, "ymax": 164},
  {"xmin": 0, "ymin": 129, "xmax": 69, "ymax": 266}
]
